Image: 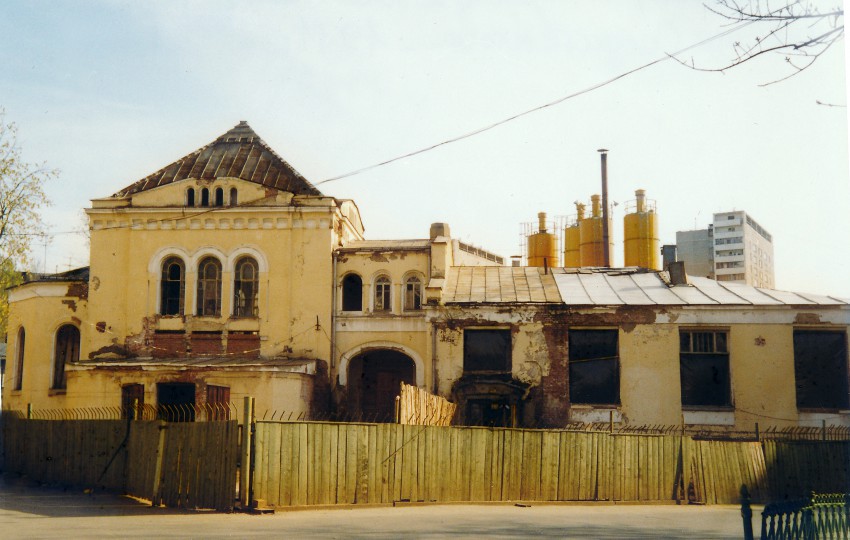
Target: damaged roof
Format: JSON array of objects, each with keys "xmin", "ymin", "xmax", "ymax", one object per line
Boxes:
[
  {"xmin": 21, "ymin": 267, "xmax": 90, "ymax": 284},
  {"xmin": 339, "ymin": 239, "xmax": 431, "ymax": 251},
  {"xmin": 442, "ymin": 266, "xmax": 850, "ymax": 306},
  {"xmin": 70, "ymin": 356, "xmax": 317, "ymax": 373},
  {"xmin": 113, "ymin": 121, "xmax": 322, "ymax": 198}
]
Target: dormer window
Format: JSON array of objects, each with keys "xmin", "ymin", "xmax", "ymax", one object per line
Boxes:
[
  {"xmin": 187, "ymin": 188, "xmax": 195, "ymax": 207},
  {"xmin": 229, "ymin": 187, "xmax": 238, "ymax": 206},
  {"xmin": 201, "ymin": 188, "xmax": 210, "ymax": 207},
  {"xmin": 215, "ymin": 187, "xmax": 224, "ymax": 207}
]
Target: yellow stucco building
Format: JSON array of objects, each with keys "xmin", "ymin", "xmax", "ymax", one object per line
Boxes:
[{"xmin": 3, "ymin": 122, "xmax": 849, "ymax": 431}]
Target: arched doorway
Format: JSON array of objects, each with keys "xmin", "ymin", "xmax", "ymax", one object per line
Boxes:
[{"xmin": 347, "ymin": 349, "xmax": 416, "ymax": 422}]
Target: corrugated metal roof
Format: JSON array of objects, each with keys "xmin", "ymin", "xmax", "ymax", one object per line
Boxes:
[
  {"xmin": 113, "ymin": 121, "xmax": 321, "ymax": 198},
  {"xmin": 442, "ymin": 266, "xmax": 850, "ymax": 307}
]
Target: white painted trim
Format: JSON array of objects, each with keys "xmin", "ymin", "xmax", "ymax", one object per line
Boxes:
[
  {"xmin": 225, "ymin": 246, "xmax": 269, "ymax": 273},
  {"xmin": 8, "ymin": 282, "xmax": 74, "ymax": 303},
  {"xmin": 337, "ymin": 341, "xmax": 424, "ymax": 387},
  {"xmin": 189, "ymin": 247, "xmax": 228, "ymax": 269},
  {"xmin": 147, "ymin": 246, "xmax": 191, "ymax": 274},
  {"xmin": 569, "ymin": 407, "xmax": 622, "ymax": 423}
]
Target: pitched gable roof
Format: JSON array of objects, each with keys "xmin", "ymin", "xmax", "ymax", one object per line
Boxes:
[{"xmin": 113, "ymin": 121, "xmax": 322, "ymax": 197}]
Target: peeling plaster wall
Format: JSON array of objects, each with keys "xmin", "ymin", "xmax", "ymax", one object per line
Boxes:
[{"xmin": 3, "ymin": 284, "xmax": 88, "ymax": 411}]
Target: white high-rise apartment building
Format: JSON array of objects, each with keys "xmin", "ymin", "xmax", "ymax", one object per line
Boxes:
[{"xmin": 675, "ymin": 210, "xmax": 775, "ymax": 288}]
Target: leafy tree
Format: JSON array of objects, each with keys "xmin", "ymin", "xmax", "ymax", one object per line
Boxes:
[
  {"xmin": 0, "ymin": 110, "xmax": 54, "ymax": 334},
  {"xmin": 680, "ymin": 1, "xmax": 844, "ymax": 86}
]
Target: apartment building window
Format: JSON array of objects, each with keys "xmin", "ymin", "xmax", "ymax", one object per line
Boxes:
[
  {"xmin": 233, "ymin": 257, "xmax": 259, "ymax": 317},
  {"xmin": 13, "ymin": 327, "xmax": 25, "ymax": 390},
  {"xmin": 160, "ymin": 257, "xmax": 185, "ymax": 315},
  {"xmin": 404, "ymin": 275, "xmax": 422, "ymax": 311},
  {"xmin": 679, "ymin": 330, "xmax": 731, "ymax": 407},
  {"xmin": 463, "ymin": 329, "xmax": 511, "ymax": 373},
  {"xmin": 793, "ymin": 330, "xmax": 849, "ymax": 410},
  {"xmin": 374, "ymin": 275, "xmax": 391, "ymax": 312},
  {"xmin": 569, "ymin": 329, "xmax": 619, "ymax": 405},
  {"xmin": 52, "ymin": 324, "xmax": 80, "ymax": 390},
  {"xmin": 197, "ymin": 257, "xmax": 222, "ymax": 316}
]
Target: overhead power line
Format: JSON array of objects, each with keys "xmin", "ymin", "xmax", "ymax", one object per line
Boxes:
[{"xmin": 315, "ymin": 19, "xmax": 754, "ymax": 187}]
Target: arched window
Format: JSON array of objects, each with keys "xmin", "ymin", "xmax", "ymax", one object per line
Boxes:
[
  {"xmin": 214, "ymin": 187, "xmax": 224, "ymax": 207},
  {"xmin": 201, "ymin": 188, "xmax": 210, "ymax": 207},
  {"xmin": 229, "ymin": 187, "xmax": 238, "ymax": 206},
  {"xmin": 13, "ymin": 327, "xmax": 25, "ymax": 390},
  {"xmin": 404, "ymin": 275, "xmax": 422, "ymax": 311},
  {"xmin": 342, "ymin": 274, "xmax": 362, "ymax": 312},
  {"xmin": 233, "ymin": 257, "xmax": 259, "ymax": 317},
  {"xmin": 53, "ymin": 324, "xmax": 80, "ymax": 390},
  {"xmin": 187, "ymin": 188, "xmax": 195, "ymax": 207},
  {"xmin": 197, "ymin": 257, "xmax": 222, "ymax": 316},
  {"xmin": 160, "ymin": 257, "xmax": 185, "ymax": 315},
  {"xmin": 374, "ymin": 275, "xmax": 391, "ymax": 312}
]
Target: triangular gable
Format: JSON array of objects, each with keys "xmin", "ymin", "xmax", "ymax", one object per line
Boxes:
[{"xmin": 113, "ymin": 121, "xmax": 322, "ymax": 197}]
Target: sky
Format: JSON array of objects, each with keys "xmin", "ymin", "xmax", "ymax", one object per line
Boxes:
[{"xmin": 1, "ymin": 1, "xmax": 848, "ymax": 297}]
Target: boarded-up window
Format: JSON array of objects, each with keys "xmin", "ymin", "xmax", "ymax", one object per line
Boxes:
[
  {"xmin": 569, "ymin": 329, "xmax": 620, "ymax": 405},
  {"xmin": 679, "ymin": 330, "xmax": 730, "ymax": 407},
  {"xmin": 207, "ymin": 385, "xmax": 230, "ymax": 421},
  {"xmin": 233, "ymin": 257, "xmax": 259, "ymax": 317},
  {"xmin": 197, "ymin": 257, "xmax": 222, "ymax": 316},
  {"xmin": 160, "ymin": 257, "xmax": 185, "ymax": 316},
  {"xmin": 342, "ymin": 274, "xmax": 362, "ymax": 311},
  {"xmin": 52, "ymin": 324, "xmax": 80, "ymax": 390},
  {"xmin": 794, "ymin": 330, "xmax": 849, "ymax": 410},
  {"xmin": 122, "ymin": 383, "xmax": 145, "ymax": 419},
  {"xmin": 13, "ymin": 327, "xmax": 25, "ymax": 390},
  {"xmin": 463, "ymin": 329, "xmax": 511, "ymax": 373}
]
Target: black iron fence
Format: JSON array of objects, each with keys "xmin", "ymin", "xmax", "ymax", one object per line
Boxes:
[{"xmin": 743, "ymin": 488, "xmax": 850, "ymax": 540}]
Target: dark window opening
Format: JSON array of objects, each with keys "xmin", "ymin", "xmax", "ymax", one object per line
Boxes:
[
  {"xmin": 374, "ymin": 276, "xmax": 391, "ymax": 311},
  {"xmin": 463, "ymin": 329, "xmax": 511, "ymax": 373},
  {"xmin": 52, "ymin": 324, "xmax": 80, "ymax": 390},
  {"xmin": 207, "ymin": 385, "xmax": 231, "ymax": 421},
  {"xmin": 122, "ymin": 383, "xmax": 145, "ymax": 420},
  {"xmin": 466, "ymin": 399, "xmax": 513, "ymax": 428},
  {"xmin": 157, "ymin": 382, "xmax": 196, "ymax": 422},
  {"xmin": 186, "ymin": 188, "xmax": 195, "ymax": 207},
  {"xmin": 679, "ymin": 330, "xmax": 730, "ymax": 407},
  {"xmin": 160, "ymin": 257, "xmax": 185, "ymax": 315},
  {"xmin": 569, "ymin": 329, "xmax": 620, "ymax": 405},
  {"xmin": 214, "ymin": 187, "xmax": 224, "ymax": 207},
  {"xmin": 200, "ymin": 187, "xmax": 210, "ymax": 207},
  {"xmin": 794, "ymin": 330, "xmax": 849, "ymax": 410},
  {"xmin": 197, "ymin": 257, "xmax": 222, "ymax": 316},
  {"xmin": 342, "ymin": 274, "xmax": 363, "ymax": 311},
  {"xmin": 229, "ymin": 187, "xmax": 237, "ymax": 206},
  {"xmin": 13, "ymin": 327, "xmax": 25, "ymax": 390},
  {"xmin": 233, "ymin": 257, "xmax": 259, "ymax": 317}
]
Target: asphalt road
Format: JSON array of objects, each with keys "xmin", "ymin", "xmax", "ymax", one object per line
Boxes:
[{"xmin": 0, "ymin": 474, "xmax": 758, "ymax": 539}]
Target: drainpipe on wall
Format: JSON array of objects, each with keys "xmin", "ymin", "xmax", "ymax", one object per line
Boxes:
[{"xmin": 330, "ymin": 251, "xmax": 337, "ymax": 370}]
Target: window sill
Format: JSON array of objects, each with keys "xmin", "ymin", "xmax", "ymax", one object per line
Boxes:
[
  {"xmin": 48, "ymin": 389, "xmax": 67, "ymax": 396},
  {"xmin": 569, "ymin": 407, "xmax": 622, "ymax": 423},
  {"xmin": 682, "ymin": 409, "xmax": 734, "ymax": 426},
  {"xmin": 682, "ymin": 405, "xmax": 734, "ymax": 412}
]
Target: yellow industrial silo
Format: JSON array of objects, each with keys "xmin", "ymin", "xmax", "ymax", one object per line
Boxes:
[
  {"xmin": 563, "ymin": 203, "xmax": 583, "ymax": 268},
  {"xmin": 527, "ymin": 212, "xmax": 558, "ymax": 268},
  {"xmin": 579, "ymin": 194, "xmax": 613, "ymax": 267},
  {"xmin": 623, "ymin": 189, "xmax": 660, "ymax": 269}
]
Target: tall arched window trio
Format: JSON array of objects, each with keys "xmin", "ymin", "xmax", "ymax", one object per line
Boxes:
[{"xmin": 159, "ymin": 255, "xmax": 259, "ymax": 317}]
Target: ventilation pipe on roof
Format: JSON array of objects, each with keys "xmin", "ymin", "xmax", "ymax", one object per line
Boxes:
[{"xmin": 668, "ymin": 261, "xmax": 688, "ymax": 286}]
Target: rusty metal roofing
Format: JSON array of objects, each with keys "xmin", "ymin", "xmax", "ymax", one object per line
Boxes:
[
  {"xmin": 442, "ymin": 266, "xmax": 850, "ymax": 306},
  {"xmin": 113, "ymin": 121, "xmax": 322, "ymax": 197},
  {"xmin": 339, "ymin": 239, "xmax": 431, "ymax": 251}
]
